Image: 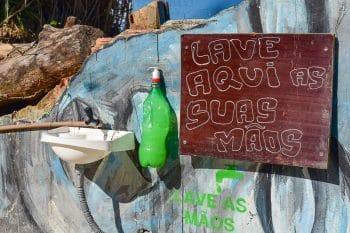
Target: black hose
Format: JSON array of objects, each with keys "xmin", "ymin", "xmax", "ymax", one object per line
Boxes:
[{"xmin": 75, "ymin": 166, "xmax": 105, "ymax": 233}]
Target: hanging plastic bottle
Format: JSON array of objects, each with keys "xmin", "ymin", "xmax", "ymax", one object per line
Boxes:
[{"xmin": 139, "ymin": 67, "xmax": 172, "ymax": 168}]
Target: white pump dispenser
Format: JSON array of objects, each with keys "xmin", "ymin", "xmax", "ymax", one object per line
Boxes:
[{"xmin": 148, "ymin": 67, "xmax": 161, "ymax": 83}]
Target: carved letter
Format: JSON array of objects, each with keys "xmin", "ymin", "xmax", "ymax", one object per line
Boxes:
[
  {"xmin": 263, "ymin": 130, "xmax": 281, "ymax": 153},
  {"xmin": 290, "ymin": 68, "xmax": 309, "ymax": 87},
  {"xmin": 186, "ymin": 69, "xmax": 211, "ymax": 96},
  {"xmin": 210, "ymin": 100, "xmax": 235, "ymax": 125},
  {"xmin": 214, "ymin": 128, "xmax": 244, "ymax": 152},
  {"xmin": 245, "ymin": 128, "xmax": 262, "ymax": 152},
  {"xmin": 281, "ymin": 129, "xmax": 303, "ymax": 157},
  {"xmin": 186, "ymin": 100, "xmax": 210, "ymax": 130},
  {"xmin": 236, "ymin": 99, "xmax": 254, "ymax": 123},
  {"xmin": 191, "ymin": 41, "xmax": 210, "ymax": 66},
  {"xmin": 230, "ymin": 39, "xmax": 256, "ymax": 60},
  {"xmin": 257, "ymin": 97, "xmax": 278, "ymax": 123},
  {"xmin": 239, "ymin": 67, "xmax": 264, "ymax": 87},
  {"xmin": 208, "ymin": 39, "xmax": 231, "ymax": 64},
  {"xmin": 266, "ymin": 62, "xmax": 280, "ymax": 87},
  {"xmin": 259, "ymin": 37, "xmax": 280, "ymax": 59},
  {"xmin": 308, "ymin": 66, "xmax": 326, "ymax": 89},
  {"xmin": 213, "ymin": 66, "xmax": 243, "ymax": 91}
]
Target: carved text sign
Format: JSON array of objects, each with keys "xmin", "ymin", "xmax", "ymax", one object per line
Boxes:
[{"xmin": 179, "ymin": 34, "xmax": 334, "ymax": 169}]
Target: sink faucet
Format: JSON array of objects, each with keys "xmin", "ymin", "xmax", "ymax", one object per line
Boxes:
[{"xmin": 215, "ymin": 164, "xmax": 244, "ymax": 193}]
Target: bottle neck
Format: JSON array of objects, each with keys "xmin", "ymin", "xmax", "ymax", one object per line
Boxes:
[{"xmin": 151, "ymin": 82, "xmax": 161, "ymax": 88}]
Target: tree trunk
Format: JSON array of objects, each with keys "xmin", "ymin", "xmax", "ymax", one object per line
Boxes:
[{"xmin": 0, "ymin": 24, "xmax": 104, "ymax": 116}]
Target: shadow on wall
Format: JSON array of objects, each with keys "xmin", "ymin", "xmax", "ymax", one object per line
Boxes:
[
  {"xmin": 157, "ymin": 70, "xmax": 181, "ymax": 190},
  {"xmin": 54, "ymin": 98, "xmax": 149, "ymax": 232},
  {"xmin": 54, "ymin": 89, "xmax": 181, "ymax": 232},
  {"xmin": 191, "ymin": 136, "xmax": 346, "ymax": 185}
]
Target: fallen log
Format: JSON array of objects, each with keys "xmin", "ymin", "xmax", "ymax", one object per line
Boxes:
[{"xmin": 0, "ymin": 24, "xmax": 104, "ymax": 116}]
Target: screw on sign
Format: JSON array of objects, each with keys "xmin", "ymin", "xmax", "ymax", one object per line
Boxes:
[{"xmin": 180, "ymin": 34, "xmax": 334, "ymax": 169}]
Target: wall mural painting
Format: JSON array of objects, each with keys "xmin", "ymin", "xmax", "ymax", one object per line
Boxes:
[
  {"xmin": 0, "ymin": 0, "xmax": 349, "ymax": 232},
  {"xmin": 169, "ymin": 165, "xmax": 247, "ymax": 232}
]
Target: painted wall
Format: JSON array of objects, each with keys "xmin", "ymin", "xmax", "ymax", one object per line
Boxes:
[
  {"xmin": 132, "ymin": 0, "xmax": 242, "ymax": 20},
  {"xmin": 0, "ymin": 0, "xmax": 350, "ymax": 232}
]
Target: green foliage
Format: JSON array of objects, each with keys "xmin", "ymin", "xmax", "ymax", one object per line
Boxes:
[
  {"xmin": 0, "ymin": 0, "xmax": 131, "ymax": 42},
  {"xmin": 48, "ymin": 20, "xmax": 60, "ymax": 27}
]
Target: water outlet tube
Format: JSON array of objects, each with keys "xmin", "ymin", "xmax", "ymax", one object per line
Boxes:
[{"xmin": 75, "ymin": 166, "xmax": 105, "ymax": 233}]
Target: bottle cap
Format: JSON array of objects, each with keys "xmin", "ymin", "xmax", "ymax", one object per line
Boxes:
[{"xmin": 148, "ymin": 67, "xmax": 161, "ymax": 83}]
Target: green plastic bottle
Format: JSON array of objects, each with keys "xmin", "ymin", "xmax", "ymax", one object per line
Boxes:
[{"xmin": 139, "ymin": 67, "xmax": 171, "ymax": 168}]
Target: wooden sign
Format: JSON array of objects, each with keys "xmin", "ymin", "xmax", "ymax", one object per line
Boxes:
[{"xmin": 179, "ymin": 34, "xmax": 334, "ymax": 169}]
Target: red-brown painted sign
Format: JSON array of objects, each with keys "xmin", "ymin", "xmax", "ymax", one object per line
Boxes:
[{"xmin": 180, "ymin": 34, "xmax": 334, "ymax": 169}]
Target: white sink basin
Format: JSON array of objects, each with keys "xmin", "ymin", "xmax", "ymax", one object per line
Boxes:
[{"xmin": 41, "ymin": 127, "xmax": 135, "ymax": 164}]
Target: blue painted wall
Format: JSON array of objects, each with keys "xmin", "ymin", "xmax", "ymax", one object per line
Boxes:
[
  {"xmin": 132, "ymin": 0, "xmax": 243, "ymax": 19},
  {"xmin": 0, "ymin": 0, "xmax": 349, "ymax": 233}
]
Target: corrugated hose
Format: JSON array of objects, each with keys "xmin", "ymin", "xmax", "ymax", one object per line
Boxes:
[{"xmin": 75, "ymin": 166, "xmax": 105, "ymax": 233}]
